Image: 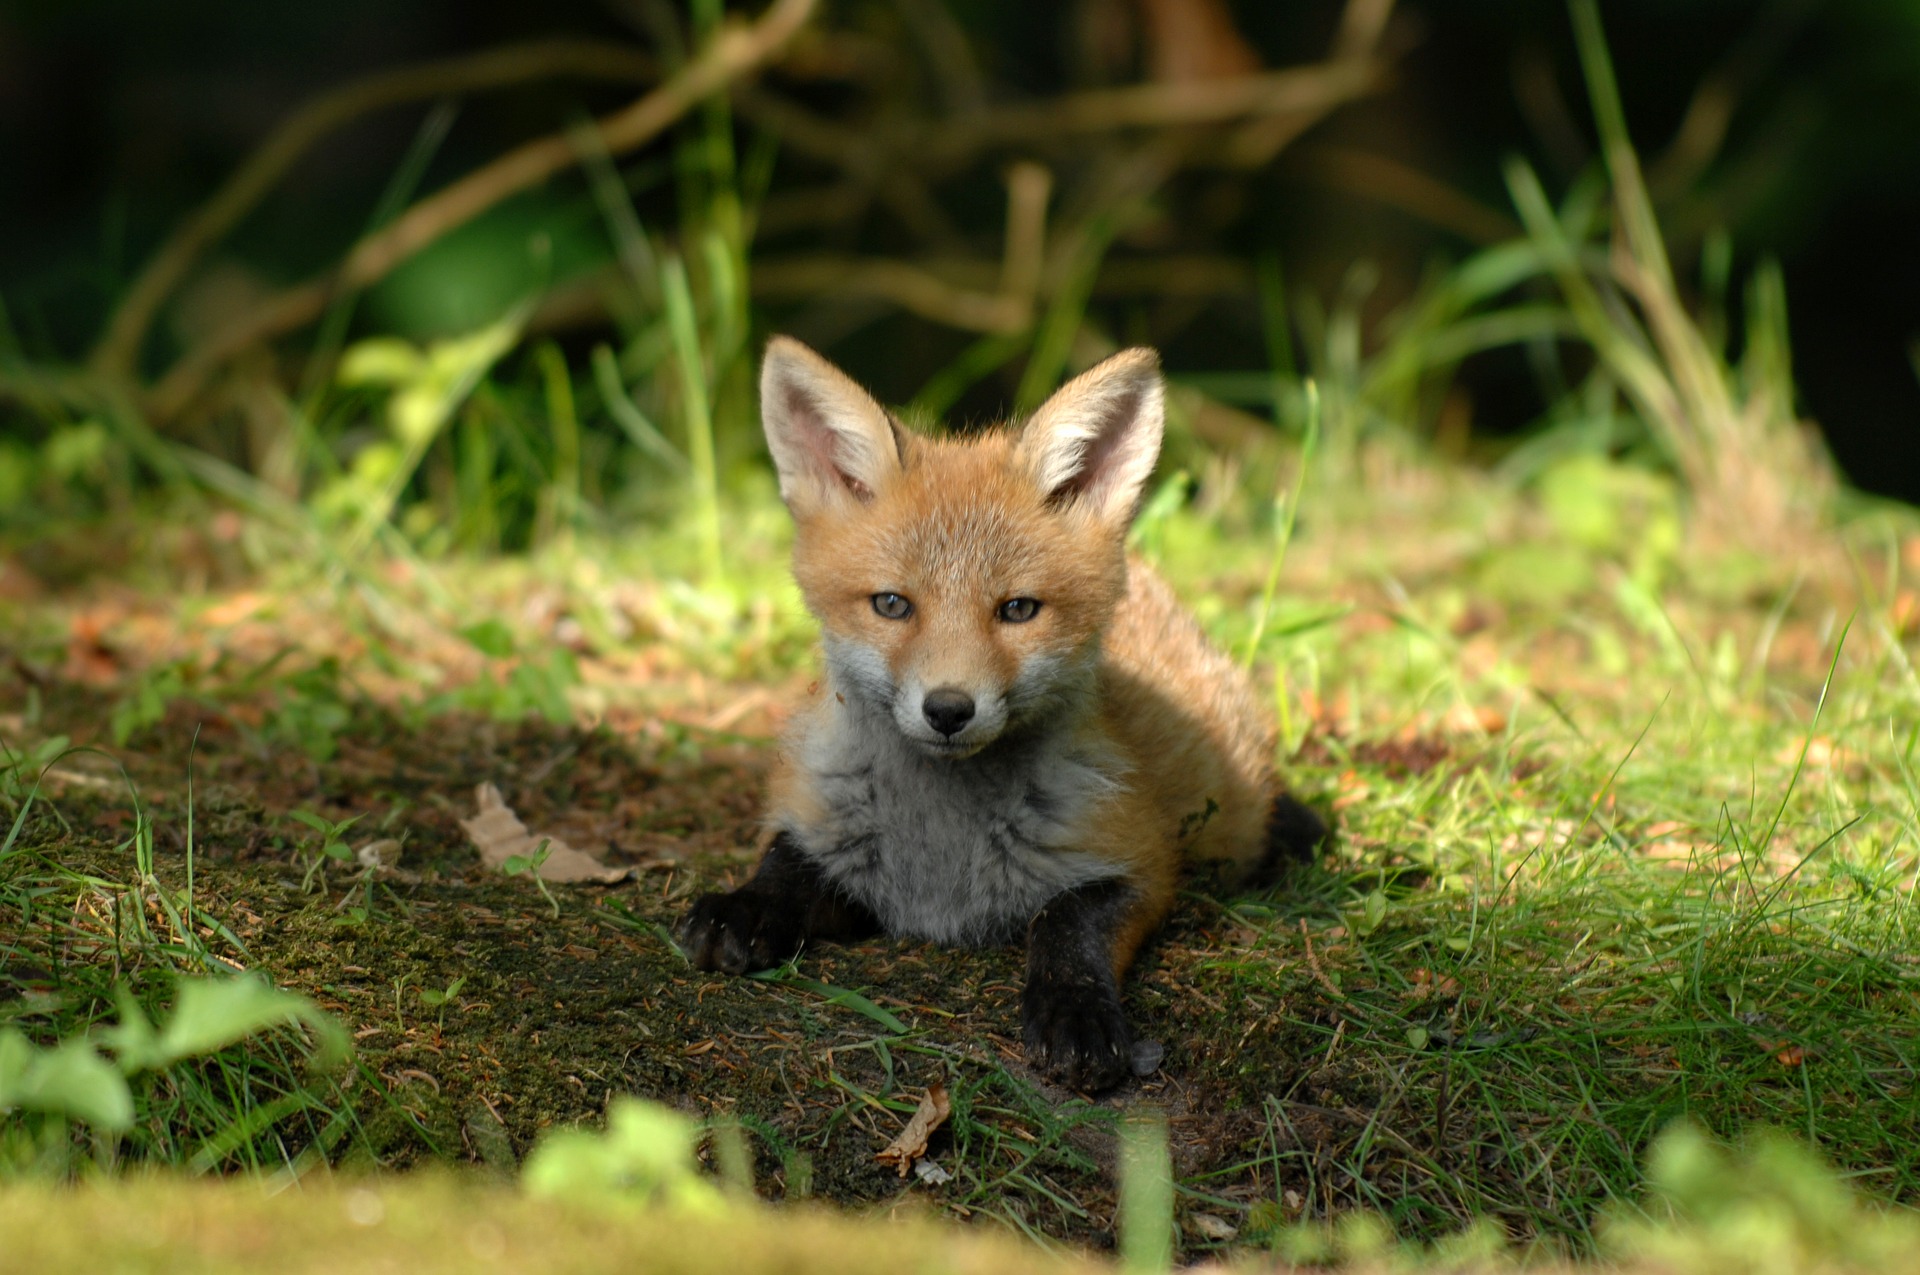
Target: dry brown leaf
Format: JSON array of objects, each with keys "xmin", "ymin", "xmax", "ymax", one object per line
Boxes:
[
  {"xmin": 354, "ymin": 838, "xmax": 421, "ymax": 884},
  {"xmin": 874, "ymin": 1084, "xmax": 951, "ymax": 1178},
  {"xmin": 356, "ymin": 839, "xmax": 404, "ymax": 871},
  {"xmin": 1443, "ymin": 702, "xmax": 1507, "ymax": 735},
  {"xmin": 459, "ymin": 783, "xmax": 630, "ymax": 884}
]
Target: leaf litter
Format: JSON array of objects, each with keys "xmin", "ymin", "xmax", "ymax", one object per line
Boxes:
[
  {"xmin": 875, "ymin": 1084, "xmax": 951, "ymax": 1179},
  {"xmin": 460, "ymin": 782, "xmax": 632, "ymax": 884}
]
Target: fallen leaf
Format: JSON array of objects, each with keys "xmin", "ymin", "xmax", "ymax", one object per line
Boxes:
[
  {"xmin": 1442, "ymin": 703, "xmax": 1507, "ymax": 735},
  {"xmin": 202, "ymin": 592, "xmax": 266, "ymax": 627},
  {"xmin": 356, "ymin": 839, "xmax": 404, "ymax": 871},
  {"xmin": 64, "ymin": 612, "xmax": 120, "ymax": 685},
  {"xmin": 875, "ymin": 1084, "xmax": 950, "ymax": 1178},
  {"xmin": 1776, "ymin": 736, "xmax": 1850, "ymax": 772},
  {"xmin": 460, "ymin": 783, "xmax": 631, "ymax": 884},
  {"xmin": 1405, "ymin": 969, "xmax": 1462, "ymax": 1001},
  {"xmin": 354, "ymin": 838, "xmax": 420, "ymax": 884},
  {"xmin": 1892, "ymin": 590, "xmax": 1920, "ymax": 637}
]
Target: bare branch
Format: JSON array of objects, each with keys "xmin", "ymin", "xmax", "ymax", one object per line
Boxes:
[
  {"xmin": 932, "ymin": 61, "xmax": 1377, "ymax": 157},
  {"xmin": 999, "ymin": 163, "xmax": 1052, "ymax": 310},
  {"xmin": 91, "ymin": 38, "xmax": 658, "ymax": 382},
  {"xmin": 145, "ymin": 0, "xmax": 819, "ymax": 425},
  {"xmin": 1298, "ymin": 146, "xmax": 1519, "ymax": 244},
  {"xmin": 751, "ymin": 257, "xmax": 1027, "ymax": 333}
]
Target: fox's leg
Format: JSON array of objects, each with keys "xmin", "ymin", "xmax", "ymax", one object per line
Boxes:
[
  {"xmin": 1021, "ymin": 877, "xmax": 1170, "ymax": 1091},
  {"xmin": 680, "ymin": 832, "xmax": 880, "ymax": 974}
]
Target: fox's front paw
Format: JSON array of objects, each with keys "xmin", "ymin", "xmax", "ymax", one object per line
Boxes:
[
  {"xmin": 678, "ymin": 889, "xmax": 805, "ymax": 973},
  {"xmin": 1021, "ymin": 975, "xmax": 1134, "ymax": 1092}
]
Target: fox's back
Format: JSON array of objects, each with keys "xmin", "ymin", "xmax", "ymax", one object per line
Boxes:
[{"xmin": 1096, "ymin": 559, "xmax": 1278, "ymax": 873}]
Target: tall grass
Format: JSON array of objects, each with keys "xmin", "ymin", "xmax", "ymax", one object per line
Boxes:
[{"xmin": 1507, "ymin": 0, "xmax": 1831, "ymax": 548}]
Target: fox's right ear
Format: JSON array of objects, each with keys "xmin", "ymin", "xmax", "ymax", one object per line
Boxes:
[{"xmin": 760, "ymin": 337, "xmax": 905, "ymax": 515}]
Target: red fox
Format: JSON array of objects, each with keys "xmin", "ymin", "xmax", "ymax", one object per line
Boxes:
[{"xmin": 681, "ymin": 337, "xmax": 1324, "ymax": 1090}]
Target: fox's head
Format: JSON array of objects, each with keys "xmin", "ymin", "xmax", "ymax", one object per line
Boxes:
[{"xmin": 760, "ymin": 336, "xmax": 1164, "ymax": 758}]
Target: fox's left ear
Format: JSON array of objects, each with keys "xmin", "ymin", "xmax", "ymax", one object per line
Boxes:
[{"xmin": 1017, "ymin": 348, "xmax": 1164, "ymax": 524}]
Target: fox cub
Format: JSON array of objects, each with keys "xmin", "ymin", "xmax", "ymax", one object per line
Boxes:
[{"xmin": 680, "ymin": 337, "xmax": 1323, "ymax": 1090}]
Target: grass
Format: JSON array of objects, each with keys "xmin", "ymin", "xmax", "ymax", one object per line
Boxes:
[{"xmin": 3, "ymin": 450, "xmax": 1919, "ymax": 1266}]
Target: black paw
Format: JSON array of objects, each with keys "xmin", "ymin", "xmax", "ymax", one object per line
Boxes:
[
  {"xmin": 677, "ymin": 888, "xmax": 805, "ymax": 974},
  {"xmin": 1021, "ymin": 974, "xmax": 1134, "ymax": 1092},
  {"xmin": 1253, "ymin": 793, "xmax": 1331, "ymax": 883}
]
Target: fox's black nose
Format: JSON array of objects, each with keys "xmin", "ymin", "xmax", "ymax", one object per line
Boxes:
[{"xmin": 922, "ymin": 689, "xmax": 976, "ymax": 737}]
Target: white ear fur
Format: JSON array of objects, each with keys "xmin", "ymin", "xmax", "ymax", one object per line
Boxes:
[
  {"xmin": 759, "ymin": 336, "xmax": 903, "ymax": 513},
  {"xmin": 1017, "ymin": 348, "xmax": 1165, "ymax": 523}
]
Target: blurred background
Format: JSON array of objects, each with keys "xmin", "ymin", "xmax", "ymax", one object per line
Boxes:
[{"xmin": 0, "ymin": 0, "xmax": 1915, "ymax": 561}]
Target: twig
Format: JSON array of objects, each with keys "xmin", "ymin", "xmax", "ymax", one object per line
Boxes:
[
  {"xmin": 1333, "ymin": 0, "xmax": 1398, "ymax": 61},
  {"xmin": 939, "ymin": 62, "xmax": 1377, "ymax": 154},
  {"xmin": 1297, "ymin": 145, "xmax": 1518, "ymax": 244},
  {"xmin": 730, "ymin": 86, "xmax": 964, "ymax": 247},
  {"xmin": 1222, "ymin": 0, "xmax": 1397, "ymax": 167},
  {"xmin": 999, "ymin": 161, "xmax": 1051, "ymax": 309},
  {"xmin": 145, "ymin": 0, "xmax": 819, "ymax": 425},
  {"xmin": 751, "ymin": 258, "xmax": 1023, "ymax": 333},
  {"xmin": 91, "ymin": 38, "xmax": 658, "ymax": 382},
  {"xmin": 736, "ymin": 53, "xmax": 1379, "ymax": 188},
  {"xmin": 1300, "ymin": 918, "xmax": 1346, "ymax": 1002},
  {"xmin": 752, "ymin": 164, "xmax": 1050, "ymax": 333}
]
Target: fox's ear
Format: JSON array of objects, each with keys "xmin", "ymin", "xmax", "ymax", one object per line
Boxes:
[
  {"xmin": 1017, "ymin": 348, "xmax": 1164, "ymax": 524},
  {"xmin": 760, "ymin": 337, "xmax": 905, "ymax": 514}
]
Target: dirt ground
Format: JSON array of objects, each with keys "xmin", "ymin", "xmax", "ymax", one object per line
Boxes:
[{"xmin": 7, "ymin": 652, "xmax": 1425, "ymax": 1254}]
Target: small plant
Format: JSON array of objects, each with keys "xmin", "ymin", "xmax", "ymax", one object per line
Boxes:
[
  {"xmin": 417, "ymin": 975, "xmax": 467, "ymax": 1034},
  {"xmin": 521, "ymin": 1095, "xmax": 729, "ymax": 1214},
  {"xmin": 1604, "ymin": 1124, "xmax": 1920, "ymax": 1272},
  {"xmin": 431, "ymin": 619, "xmax": 582, "ymax": 726},
  {"xmin": 109, "ymin": 661, "xmax": 192, "ymax": 746},
  {"xmin": 288, "ymin": 809, "xmax": 362, "ymax": 894},
  {"xmin": 262, "ymin": 662, "xmax": 355, "ymax": 762},
  {"xmin": 501, "ymin": 839, "xmax": 559, "ymax": 918},
  {"xmin": 0, "ymin": 734, "xmax": 69, "ymax": 812},
  {"xmin": 0, "ymin": 973, "xmax": 348, "ymax": 1175}
]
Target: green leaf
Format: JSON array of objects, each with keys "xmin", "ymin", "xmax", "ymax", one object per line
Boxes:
[
  {"xmin": 337, "ymin": 337, "xmax": 425, "ymax": 386},
  {"xmin": 523, "ymin": 1095, "xmax": 727, "ymax": 1213},
  {"xmin": 107, "ymin": 975, "xmax": 349, "ymax": 1073},
  {"xmin": 1354, "ymin": 889, "xmax": 1389, "ymax": 936},
  {"xmin": 751, "ymin": 972, "xmax": 908, "ymax": 1035},
  {"xmin": 0, "ymin": 1028, "xmax": 134, "ymax": 1131},
  {"xmin": 459, "ymin": 618, "xmax": 517, "ymax": 659},
  {"xmin": 421, "ymin": 976, "xmax": 466, "ymax": 1007}
]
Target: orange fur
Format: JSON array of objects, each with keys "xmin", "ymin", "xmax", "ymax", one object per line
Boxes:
[{"xmin": 762, "ymin": 341, "xmax": 1279, "ymax": 982}]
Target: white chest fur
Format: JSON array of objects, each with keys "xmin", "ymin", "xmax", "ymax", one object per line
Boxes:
[{"xmin": 781, "ymin": 701, "xmax": 1126, "ymax": 946}]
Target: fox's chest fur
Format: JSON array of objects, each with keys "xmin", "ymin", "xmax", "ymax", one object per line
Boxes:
[{"xmin": 780, "ymin": 698, "xmax": 1128, "ymax": 946}]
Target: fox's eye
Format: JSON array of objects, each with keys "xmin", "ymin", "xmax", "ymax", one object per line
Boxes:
[
  {"xmin": 998, "ymin": 597, "xmax": 1042, "ymax": 624},
  {"xmin": 872, "ymin": 592, "xmax": 914, "ymax": 620}
]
